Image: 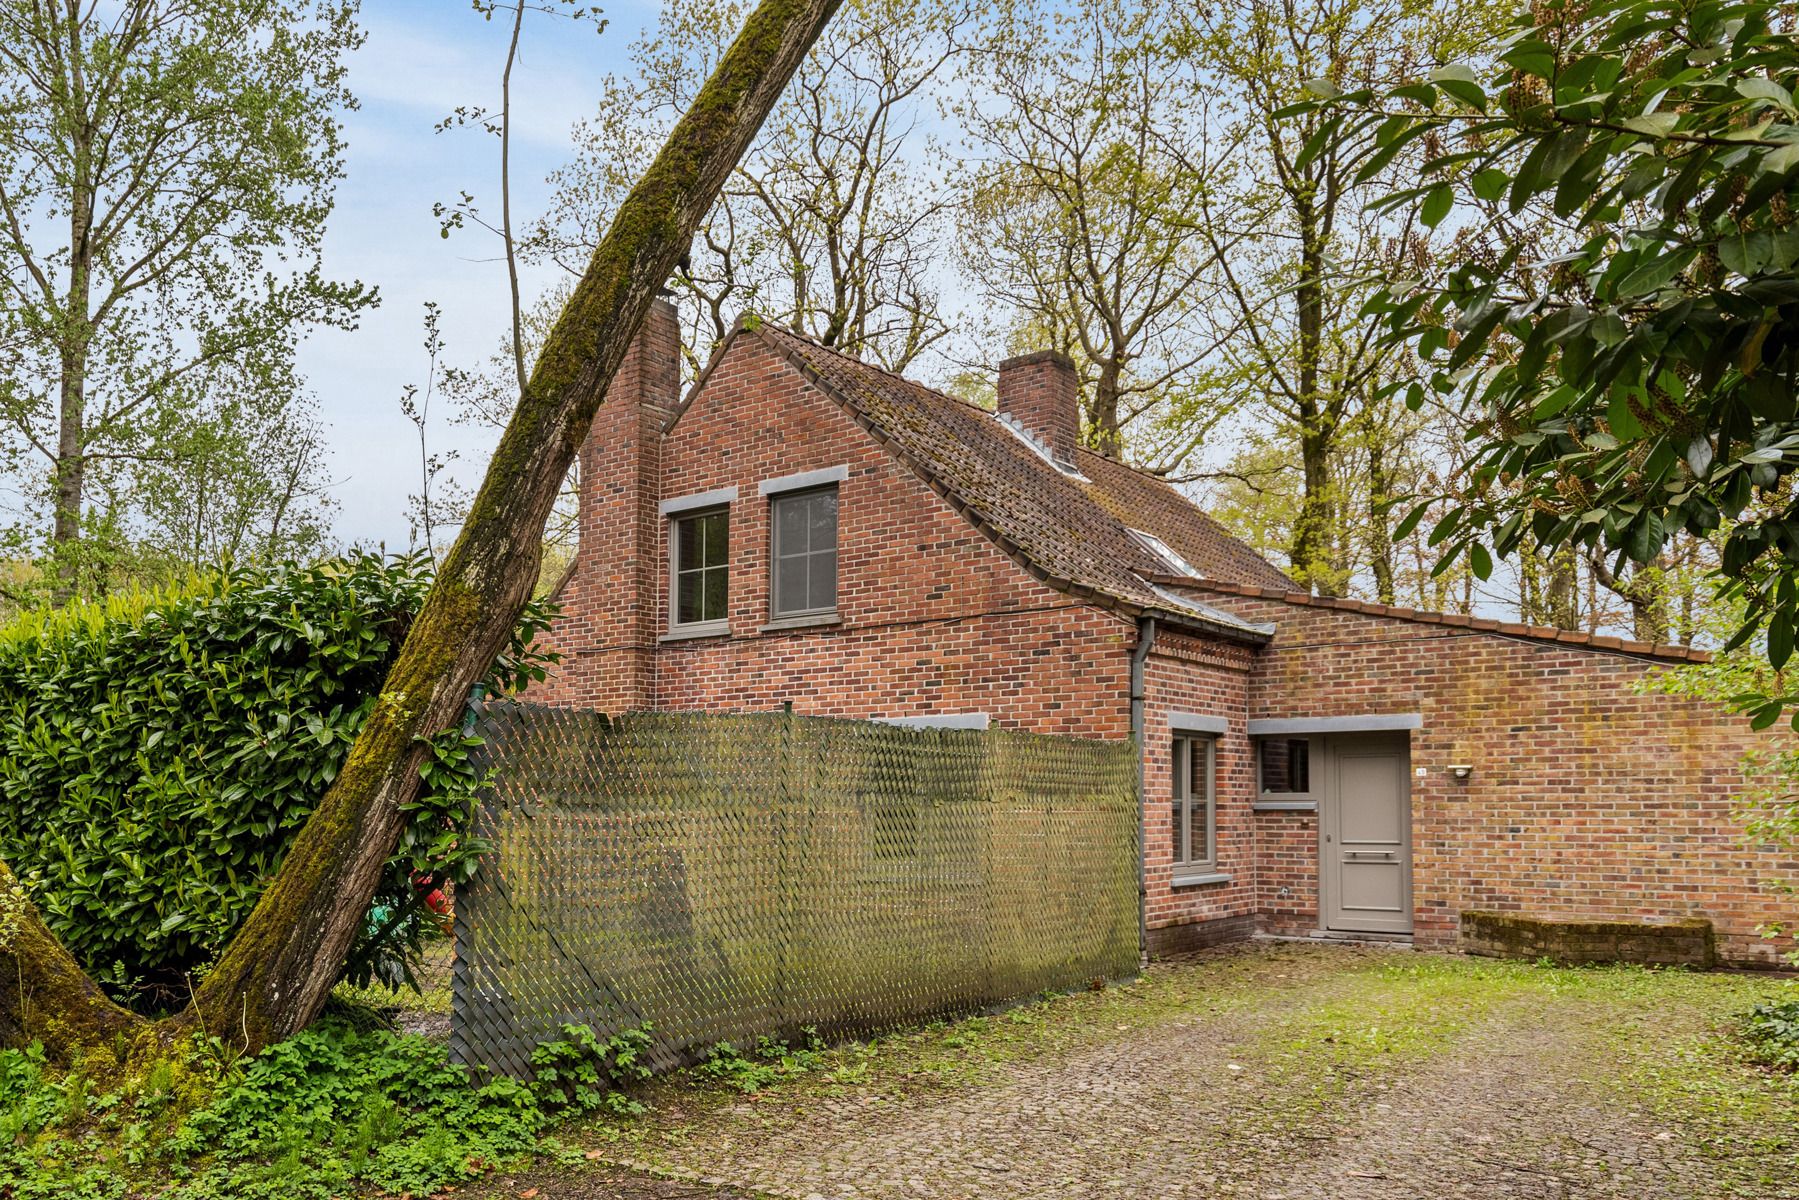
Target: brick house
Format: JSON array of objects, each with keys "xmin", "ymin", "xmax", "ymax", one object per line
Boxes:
[{"xmin": 532, "ymin": 299, "xmax": 1796, "ymax": 967}]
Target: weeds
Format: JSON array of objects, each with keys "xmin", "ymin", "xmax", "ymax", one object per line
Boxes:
[
  {"xmin": 695, "ymin": 1029, "xmax": 827, "ymax": 1093},
  {"xmin": 530, "ymin": 1024, "xmax": 655, "ymax": 1116},
  {"xmin": 1743, "ymin": 996, "xmax": 1799, "ymax": 1071}
]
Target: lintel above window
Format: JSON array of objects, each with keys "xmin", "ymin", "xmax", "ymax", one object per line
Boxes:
[
  {"xmin": 759, "ymin": 464, "xmax": 848, "ymax": 497},
  {"xmin": 1246, "ymin": 714, "xmax": 1421, "ymax": 736},
  {"xmin": 659, "ymin": 485, "xmax": 738, "ymax": 517},
  {"xmin": 1168, "ymin": 712, "xmax": 1230, "ymax": 736}
]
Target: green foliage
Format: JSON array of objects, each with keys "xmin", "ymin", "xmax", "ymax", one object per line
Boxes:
[
  {"xmin": 528, "ymin": 1023, "xmax": 654, "ymax": 1116},
  {"xmin": 0, "ymin": 554, "xmax": 555, "ymax": 1010},
  {"xmin": 1313, "ymin": 0, "xmax": 1799, "ymax": 707},
  {"xmin": 0, "ymin": 1023, "xmax": 547, "ymax": 1199},
  {"xmin": 0, "ymin": 0, "xmax": 374, "ymax": 593},
  {"xmin": 694, "ymin": 1029, "xmax": 826, "ymax": 1093},
  {"xmin": 1743, "ymin": 996, "xmax": 1799, "ymax": 1069},
  {"xmin": 167, "ymin": 1022, "xmax": 541, "ymax": 1197}
]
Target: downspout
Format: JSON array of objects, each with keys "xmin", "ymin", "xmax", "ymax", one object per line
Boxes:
[{"xmin": 1129, "ymin": 615, "xmax": 1156, "ymax": 969}]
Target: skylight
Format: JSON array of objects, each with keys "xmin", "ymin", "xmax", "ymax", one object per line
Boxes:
[{"xmin": 1129, "ymin": 528, "xmax": 1204, "ymax": 580}]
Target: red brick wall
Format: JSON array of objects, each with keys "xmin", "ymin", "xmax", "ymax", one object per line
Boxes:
[
  {"xmin": 535, "ymin": 330, "xmax": 1134, "ymax": 736},
  {"xmin": 1193, "ymin": 587, "xmax": 1797, "ymax": 966},
  {"xmin": 1141, "ymin": 631, "xmax": 1256, "ymax": 943}
]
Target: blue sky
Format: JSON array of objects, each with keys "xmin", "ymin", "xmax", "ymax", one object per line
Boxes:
[{"xmin": 304, "ymin": 0, "xmax": 657, "ymax": 548}]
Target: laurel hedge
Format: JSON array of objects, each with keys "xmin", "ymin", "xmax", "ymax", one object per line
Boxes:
[{"xmin": 0, "ymin": 555, "xmax": 555, "ymax": 1012}]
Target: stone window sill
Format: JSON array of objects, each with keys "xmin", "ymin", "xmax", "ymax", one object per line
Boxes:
[
  {"xmin": 1171, "ymin": 871, "xmax": 1232, "ymax": 888},
  {"xmin": 760, "ymin": 612, "xmax": 841, "ymax": 633},
  {"xmin": 1252, "ymin": 799, "xmax": 1318, "ymax": 813},
  {"xmin": 660, "ymin": 622, "xmax": 730, "ymax": 642}
]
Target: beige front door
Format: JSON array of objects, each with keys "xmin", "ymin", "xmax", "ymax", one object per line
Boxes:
[{"xmin": 1320, "ymin": 732, "xmax": 1413, "ymax": 934}]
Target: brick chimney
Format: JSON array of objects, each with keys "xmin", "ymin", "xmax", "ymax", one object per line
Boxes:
[
  {"xmin": 996, "ymin": 350, "xmax": 1079, "ymax": 467},
  {"xmin": 566, "ymin": 296, "xmax": 681, "ymax": 711}
]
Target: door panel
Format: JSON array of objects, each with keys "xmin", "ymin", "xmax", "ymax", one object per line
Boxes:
[{"xmin": 1321, "ymin": 733, "xmax": 1412, "ymax": 934}]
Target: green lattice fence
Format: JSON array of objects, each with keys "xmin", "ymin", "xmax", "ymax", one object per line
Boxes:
[{"xmin": 449, "ymin": 702, "xmax": 1139, "ymax": 1077}]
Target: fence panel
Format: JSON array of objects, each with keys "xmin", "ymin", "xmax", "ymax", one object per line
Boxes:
[{"xmin": 450, "ymin": 702, "xmax": 1138, "ymax": 1077}]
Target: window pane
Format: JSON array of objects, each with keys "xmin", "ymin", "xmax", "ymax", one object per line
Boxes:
[
  {"xmin": 1171, "ymin": 739, "xmax": 1189, "ymax": 864},
  {"xmin": 809, "ymin": 490, "xmax": 838, "ymax": 545},
  {"xmin": 808, "ymin": 549, "xmax": 837, "ymax": 612},
  {"xmin": 702, "ymin": 565, "xmax": 727, "ymax": 621},
  {"xmin": 1288, "ymin": 738, "xmax": 1309, "ymax": 792},
  {"xmin": 776, "ymin": 494, "xmax": 808, "ymax": 551},
  {"xmin": 677, "ymin": 514, "xmax": 703, "ymax": 569},
  {"xmin": 677, "ymin": 569, "xmax": 704, "ymax": 625},
  {"xmin": 1259, "ymin": 737, "xmax": 1309, "ymax": 794},
  {"xmin": 775, "ymin": 555, "xmax": 808, "ymax": 615},
  {"xmin": 1191, "ymin": 741, "xmax": 1210, "ymax": 863},
  {"xmin": 674, "ymin": 511, "xmax": 728, "ymax": 625},
  {"xmin": 699, "ymin": 511, "xmax": 727, "ymax": 565}
]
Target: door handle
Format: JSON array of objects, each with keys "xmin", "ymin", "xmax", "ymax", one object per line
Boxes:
[{"xmin": 1344, "ymin": 851, "xmax": 1396, "ymax": 860}]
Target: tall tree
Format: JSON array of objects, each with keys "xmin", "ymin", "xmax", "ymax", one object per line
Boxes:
[
  {"xmin": 539, "ymin": 0, "xmax": 962, "ymax": 375},
  {"xmin": 0, "ymin": 0, "xmax": 375, "ymax": 599},
  {"xmin": 0, "ymin": 0, "xmax": 844, "ymax": 1065},
  {"xmin": 956, "ymin": 0, "xmax": 1241, "ymax": 462},
  {"xmin": 1172, "ymin": 0, "xmax": 1504, "ymax": 594}
]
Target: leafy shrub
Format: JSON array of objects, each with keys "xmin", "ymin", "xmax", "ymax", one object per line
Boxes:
[
  {"xmin": 1744, "ymin": 998, "xmax": 1799, "ymax": 1071},
  {"xmin": 528, "ymin": 1023, "xmax": 654, "ymax": 1115},
  {"xmin": 0, "ymin": 1024, "xmax": 548, "ymax": 1199},
  {"xmin": 0, "ymin": 554, "xmax": 555, "ymax": 1009},
  {"xmin": 166, "ymin": 1022, "xmax": 542, "ymax": 1197}
]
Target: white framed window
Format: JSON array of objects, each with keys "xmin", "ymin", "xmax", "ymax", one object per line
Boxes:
[
  {"xmin": 770, "ymin": 485, "xmax": 838, "ymax": 618},
  {"xmin": 1172, "ymin": 735, "xmax": 1216, "ymax": 870},
  {"xmin": 670, "ymin": 507, "xmax": 729, "ymax": 631}
]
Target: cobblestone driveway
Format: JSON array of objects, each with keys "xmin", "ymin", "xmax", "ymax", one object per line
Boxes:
[{"xmin": 569, "ymin": 943, "xmax": 1798, "ymax": 1200}]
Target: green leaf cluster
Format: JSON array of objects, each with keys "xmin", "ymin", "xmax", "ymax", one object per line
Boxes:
[
  {"xmin": 528, "ymin": 1022, "xmax": 654, "ymax": 1116},
  {"xmin": 1743, "ymin": 996, "xmax": 1799, "ymax": 1069},
  {"xmin": 0, "ymin": 554, "xmax": 555, "ymax": 1011},
  {"xmin": 0, "ymin": 1022, "xmax": 548, "ymax": 1199},
  {"xmin": 1306, "ymin": 0, "xmax": 1799, "ymax": 695}
]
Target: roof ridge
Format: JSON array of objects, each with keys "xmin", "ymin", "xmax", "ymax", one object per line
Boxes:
[
  {"xmin": 1153, "ymin": 575, "xmax": 1711, "ymax": 664},
  {"xmin": 1073, "ymin": 445, "xmax": 1178, "ymax": 486},
  {"xmin": 756, "ymin": 321, "xmax": 996, "ymax": 417}
]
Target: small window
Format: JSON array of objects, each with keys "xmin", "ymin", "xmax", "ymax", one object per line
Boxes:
[
  {"xmin": 1172, "ymin": 736, "xmax": 1216, "ymax": 869},
  {"xmin": 672, "ymin": 508, "xmax": 728, "ymax": 628},
  {"xmin": 770, "ymin": 485, "xmax": 838, "ymax": 618},
  {"xmin": 1258, "ymin": 737, "xmax": 1311, "ymax": 795}
]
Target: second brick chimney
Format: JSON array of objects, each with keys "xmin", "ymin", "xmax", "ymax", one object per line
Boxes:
[{"xmin": 996, "ymin": 350, "xmax": 1079, "ymax": 468}]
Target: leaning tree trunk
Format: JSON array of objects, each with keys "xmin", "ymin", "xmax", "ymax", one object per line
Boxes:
[{"xmin": 2, "ymin": 0, "xmax": 843, "ymax": 1061}]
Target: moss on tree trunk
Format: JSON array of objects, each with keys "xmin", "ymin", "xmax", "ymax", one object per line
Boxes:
[{"xmin": 1, "ymin": 0, "xmax": 843, "ymax": 1062}]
